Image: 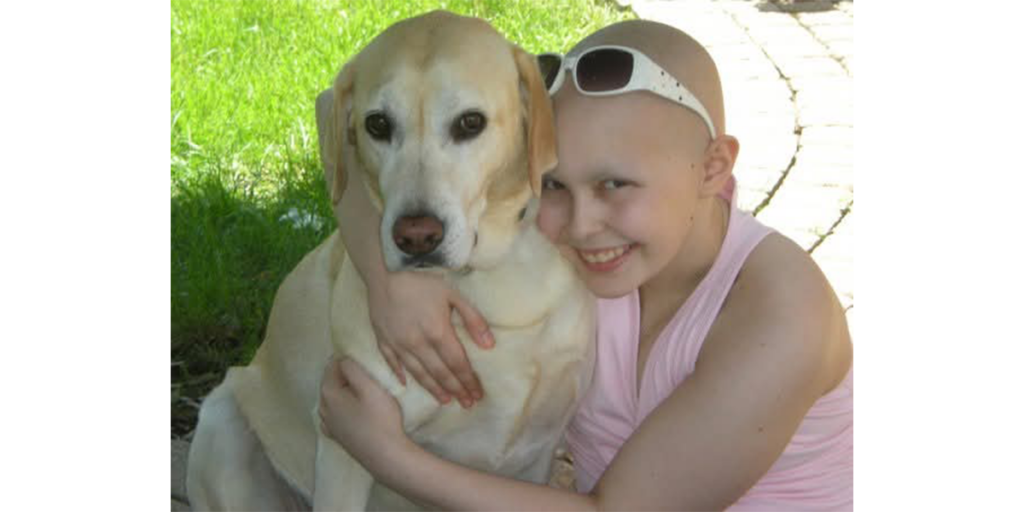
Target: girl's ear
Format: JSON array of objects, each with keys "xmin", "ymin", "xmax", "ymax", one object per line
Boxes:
[{"xmin": 700, "ymin": 134, "xmax": 739, "ymax": 198}]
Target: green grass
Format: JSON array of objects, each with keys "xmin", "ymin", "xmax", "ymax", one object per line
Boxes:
[{"xmin": 171, "ymin": 0, "xmax": 634, "ymax": 437}]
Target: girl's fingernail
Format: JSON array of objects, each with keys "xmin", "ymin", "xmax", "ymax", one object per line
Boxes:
[
  {"xmin": 440, "ymin": 394, "xmax": 451, "ymax": 404},
  {"xmin": 472, "ymin": 389, "xmax": 483, "ymax": 400}
]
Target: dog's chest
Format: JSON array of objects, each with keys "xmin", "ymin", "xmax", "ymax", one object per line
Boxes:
[
  {"xmin": 365, "ymin": 324, "xmax": 591, "ymax": 511},
  {"xmin": 409, "ymin": 333, "xmax": 582, "ymax": 472}
]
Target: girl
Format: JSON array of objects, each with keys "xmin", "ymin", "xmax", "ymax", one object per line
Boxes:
[{"xmin": 320, "ymin": 19, "xmax": 853, "ymax": 511}]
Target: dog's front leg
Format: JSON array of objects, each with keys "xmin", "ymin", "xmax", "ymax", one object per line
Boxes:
[{"xmin": 313, "ymin": 430, "xmax": 374, "ymax": 512}]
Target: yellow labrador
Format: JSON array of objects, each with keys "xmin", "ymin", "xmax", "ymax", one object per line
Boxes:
[{"xmin": 187, "ymin": 11, "xmax": 594, "ymax": 511}]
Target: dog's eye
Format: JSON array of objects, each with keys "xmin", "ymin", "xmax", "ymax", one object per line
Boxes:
[
  {"xmin": 365, "ymin": 113, "xmax": 392, "ymax": 141},
  {"xmin": 452, "ymin": 111, "xmax": 486, "ymax": 142}
]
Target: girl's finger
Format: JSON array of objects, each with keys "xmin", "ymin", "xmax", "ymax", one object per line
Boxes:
[
  {"xmin": 414, "ymin": 341, "xmax": 471, "ymax": 407},
  {"xmin": 450, "ymin": 291, "xmax": 494, "ymax": 350},
  {"xmin": 398, "ymin": 352, "xmax": 451, "ymax": 405},
  {"xmin": 320, "ymin": 357, "xmax": 348, "ymax": 404},
  {"xmin": 433, "ymin": 330, "xmax": 483, "ymax": 401},
  {"xmin": 378, "ymin": 342, "xmax": 407, "ymax": 385}
]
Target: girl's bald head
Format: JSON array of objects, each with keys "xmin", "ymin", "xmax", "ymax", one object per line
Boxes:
[{"xmin": 570, "ymin": 20, "xmax": 726, "ymax": 137}]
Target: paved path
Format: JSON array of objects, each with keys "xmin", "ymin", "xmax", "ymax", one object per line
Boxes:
[{"xmin": 171, "ymin": 2, "xmax": 855, "ymax": 506}]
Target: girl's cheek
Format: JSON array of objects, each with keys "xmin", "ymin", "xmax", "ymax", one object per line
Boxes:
[{"xmin": 536, "ymin": 194, "xmax": 568, "ymax": 244}]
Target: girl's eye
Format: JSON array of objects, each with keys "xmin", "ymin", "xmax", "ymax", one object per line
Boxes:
[
  {"xmin": 600, "ymin": 179, "xmax": 629, "ymax": 190},
  {"xmin": 542, "ymin": 177, "xmax": 565, "ymax": 191}
]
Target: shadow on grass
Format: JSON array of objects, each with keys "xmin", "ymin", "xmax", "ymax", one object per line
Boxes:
[{"xmin": 171, "ymin": 157, "xmax": 335, "ymax": 437}]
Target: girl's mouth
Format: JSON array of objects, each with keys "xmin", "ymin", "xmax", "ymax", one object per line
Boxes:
[{"xmin": 576, "ymin": 243, "xmax": 636, "ymax": 273}]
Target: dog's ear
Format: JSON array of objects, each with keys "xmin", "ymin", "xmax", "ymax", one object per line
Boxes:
[
  {"xmin": 513, "ymin": 47, "xmax": 557, "ymax": 196},
  {"xmin": 315, "ymin": 88, "xmax": 337, "ymax": 199},
  {"xmin": 315, "ymin": 63, "xmax": 355, "ymax": 206}
]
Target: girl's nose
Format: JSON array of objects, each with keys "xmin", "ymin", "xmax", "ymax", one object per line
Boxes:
[{"xmin": 567, "ymin": 194, "xmax": 604, "ymax": 242}]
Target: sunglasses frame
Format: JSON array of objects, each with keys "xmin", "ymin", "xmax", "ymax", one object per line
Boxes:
[{"xmin": 539, "ymin": 45, "xmax": 717, "ymax": 139}]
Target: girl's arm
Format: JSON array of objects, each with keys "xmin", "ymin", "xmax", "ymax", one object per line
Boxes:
[
  {"xmin": 336, "ymin": 161, "xmax": 494, "ymax": 407},
  {"xmin": 319, "ymin": 235, "xmax": 852, "ymax": 510},
  {"xmin": 318, "ymin": 89, "xmax": 494, "ymax": 407},
  {"xmin": 388, "ymin": 438, "xmax": 599, "ymax": 512},
  {"xmin": 319, "ymin": 358, "xmax": 600, "ymax": 512}
]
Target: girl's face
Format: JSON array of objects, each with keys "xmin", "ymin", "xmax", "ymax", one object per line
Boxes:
[{"xmin": 537, "ymin": 89, "xmax": 710, "ymax": 299}]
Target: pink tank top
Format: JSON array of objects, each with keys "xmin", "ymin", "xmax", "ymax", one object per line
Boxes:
[{"xmin": 564, "ymin": 179, "xmax": 854, "ymax": 510}]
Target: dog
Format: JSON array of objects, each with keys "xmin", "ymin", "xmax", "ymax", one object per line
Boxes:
[{"xmin": 186, "ymin": 10, "xmax": 595, "ymax": 511}]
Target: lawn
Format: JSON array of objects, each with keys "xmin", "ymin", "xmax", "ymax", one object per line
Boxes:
[{"xmin": 171, "ymin": 0, "xmax": 635, "ymax": 437}]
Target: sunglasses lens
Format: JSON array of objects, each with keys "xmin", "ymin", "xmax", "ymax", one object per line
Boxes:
[
  {"xmin": 577, "ymin": 49, "xmax": 633, "ymax": 92},
  {"xmin": 537, "ymin": 54, "xmax": 563, "ymax": 91}
]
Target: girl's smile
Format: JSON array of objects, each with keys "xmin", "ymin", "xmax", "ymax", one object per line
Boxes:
[{"xmin": 575, "ymin": 243, "xmax": 638, "ymax": 273}]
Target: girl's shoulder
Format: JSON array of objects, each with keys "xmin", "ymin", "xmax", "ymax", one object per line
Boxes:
[
  {"xmin": 737, "ymin": 232, "xmax": 832, "ymax": 302},
  {"xmin": 709, "ymin": 231, "xmax": 852, "ymax": 394},
  {"xmin": 727, "ymin": 230, "xmax": 840, "ymax": 309}
]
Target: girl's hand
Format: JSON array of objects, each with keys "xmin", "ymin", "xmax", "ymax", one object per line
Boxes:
[
  {"xmin": 368, "ymin": 271, "xmax": 493, "ymax": 408},
  {"xmin": 318, "ymin": 357, "xmax": 414, "ymax": 473}
]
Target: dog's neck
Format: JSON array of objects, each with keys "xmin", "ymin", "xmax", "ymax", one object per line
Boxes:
[{"xmin": 448, "ymin": 222, "xmax": 576, "ymax": 330}]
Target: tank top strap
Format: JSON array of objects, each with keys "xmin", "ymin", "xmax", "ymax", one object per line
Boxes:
[{"xmin": 643, "ymin": 180, "xmax": 778, "ymax": 407}]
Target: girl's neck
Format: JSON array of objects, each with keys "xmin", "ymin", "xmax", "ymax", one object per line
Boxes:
[{"xmin": 640, "ymin": 195, "xmax": 730, "ymax": 312}]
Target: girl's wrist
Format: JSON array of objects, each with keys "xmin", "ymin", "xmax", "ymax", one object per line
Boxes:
[
  {"xmin": 376, "ymin": 435, "xmax": 428, "ymax": 487},
  {"xmin": 366, "ymin": 271, "xmax": 395, "ymax": 307}
]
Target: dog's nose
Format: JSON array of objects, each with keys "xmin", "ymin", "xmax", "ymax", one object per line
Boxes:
[{"xmin": 392, "ymin": 215, "xmax": 445, "ymax": 256}]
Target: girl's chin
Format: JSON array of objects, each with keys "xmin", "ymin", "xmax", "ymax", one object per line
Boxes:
[{"xmin": 579, "ymin": 262, "xmax": 644, "ymax": 299}]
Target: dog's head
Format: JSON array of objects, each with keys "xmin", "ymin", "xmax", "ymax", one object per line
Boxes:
[{"xmin": 328, "ymin": 11, "xmax": 556, "ymax": 271}]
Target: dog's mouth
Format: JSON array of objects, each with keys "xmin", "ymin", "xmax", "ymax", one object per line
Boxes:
[{"xmin": 401, "ymin": 252, "xmax": 446, "ymax": 269}]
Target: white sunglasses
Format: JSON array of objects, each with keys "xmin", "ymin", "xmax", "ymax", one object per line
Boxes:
[{"xmin": 537, "ymin": 45, "xmax": 717, "ymax": 139}]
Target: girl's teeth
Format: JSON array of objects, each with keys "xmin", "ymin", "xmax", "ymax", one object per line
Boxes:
[{"xmin": 581, "ymin": 245, "xmax": 628, "ymax": 263}]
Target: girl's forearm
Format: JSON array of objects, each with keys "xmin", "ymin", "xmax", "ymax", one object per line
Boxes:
[
  {"xmin": 336, "ymin": 169, "xmax": 390, "ymax": 299},
  {"xmin": 379, "ymin": 440, "xmax": 600, "ymax": 512}
]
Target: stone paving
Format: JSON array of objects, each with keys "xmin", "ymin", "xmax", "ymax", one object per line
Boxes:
[{"xmin": 171, "ymin": 1, "xmax": 854, "ymax": 506}]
